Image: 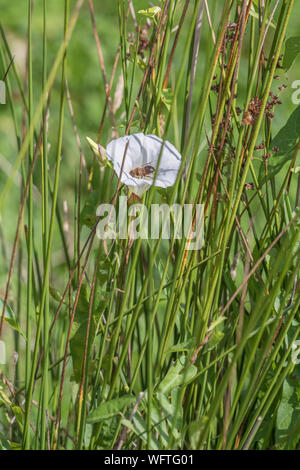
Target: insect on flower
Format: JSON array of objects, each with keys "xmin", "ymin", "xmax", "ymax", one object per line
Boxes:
[{"xmin": 129, "ymin": 163, "xmax": 155, "ymax": 179}]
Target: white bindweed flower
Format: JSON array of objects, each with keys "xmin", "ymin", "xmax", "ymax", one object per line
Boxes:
[{"xmin": 105, "ymin": 133, "xmax": 182, "ymax": 196}]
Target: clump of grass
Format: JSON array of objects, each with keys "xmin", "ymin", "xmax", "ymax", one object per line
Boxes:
[{"xmin": 0, "ymin": 0, "xmax": 300, "ymax": 450}]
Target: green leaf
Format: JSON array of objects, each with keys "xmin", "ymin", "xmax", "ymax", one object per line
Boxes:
[
  {"xmin": 80, "ymin": 190, "xmax": 101, "ymax": 228},
  {"xmin": 160, "ymin": 88, "xmax": 173, "ymax": 111},
  {"xmin": 8, "ymin": 441, "xmax": 22, "ymax": 450},
  {"xmin": 259, "ymin": 105, "xmax": 300, "ymax": 183},
  {"xmin": 70, "ymin": 283, "xmax": 97, "ymax": 382},
  {"xmin": 188, "ymin": 417, "xmax": 209, "ymax": 449},
  {"xmin": 275, "ymin": 370, "xmax": 300, "ymax": 449},
  {"xmin": 70, "ymin": 320, "xmax": 96, "ymax": 383},
  {"xmin": 271, "ymin": 105, "xmax": 300, "ymax": 156},
  {"xmin": 93, "ymin": 416, "xmax": 119, "ymax": 449},
  {"xmin": 129, "ymin": 414, "xmax": 160, "ymax": 449},
  {"xmin": 204, "ymin": 330, "xmax": 224, "ymax": 352},
  {"xmin": 0, "ymin": 439, "xmax": 10, "ymax": 450},
  {"xmin": 155, "ymin": 392, "xmax": 182, "ymax": 443},
  {"xmin": 87, "ymin": 395, "xmax": 136, "ymax": 423},
  {"xmin": 128, "ymin": 42, "xmax": 147, "ymax": 70},
  {"xmin": 167, "ymin": 337, "xmax": 196, "ymax": 353},
  {"xmin": 0, "ymin": 298, "xmax": 26, "ymax": 338},
  {"xmin": 49, "ymin": 286, "xmax": 64, "ymax": 303},
  {"xmin": 11, "ymin": 405, "xmax": 24, "ymax": 433},
  {"xmin": 283, "ymin": 37, "xmax": 300, "ymax": 71},
  {"xmin": 157, "ymin": 356, "xmax": 197, "ymax": 394}
]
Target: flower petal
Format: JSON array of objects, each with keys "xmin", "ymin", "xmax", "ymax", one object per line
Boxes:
[
  {"xmin": 105, "ymin": 133, "xmax": 182, "ymax": 194},
  {"xmin": 128, "ymin": 183, "xmax": 150, "ymax": 196},
  {"xmin": 142, "ymin": 134, "xmax": 181, "ymax": 171}
]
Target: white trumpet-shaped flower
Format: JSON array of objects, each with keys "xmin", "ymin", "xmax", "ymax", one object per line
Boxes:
[{"xmin": 105, "ymin": 133, "xmax": 182, "ymax": 196}]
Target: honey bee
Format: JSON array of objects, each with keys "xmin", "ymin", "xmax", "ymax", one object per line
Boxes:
[{"xmin": 129, "ymin": 162, "xmax": 155, "ymax": 179}]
